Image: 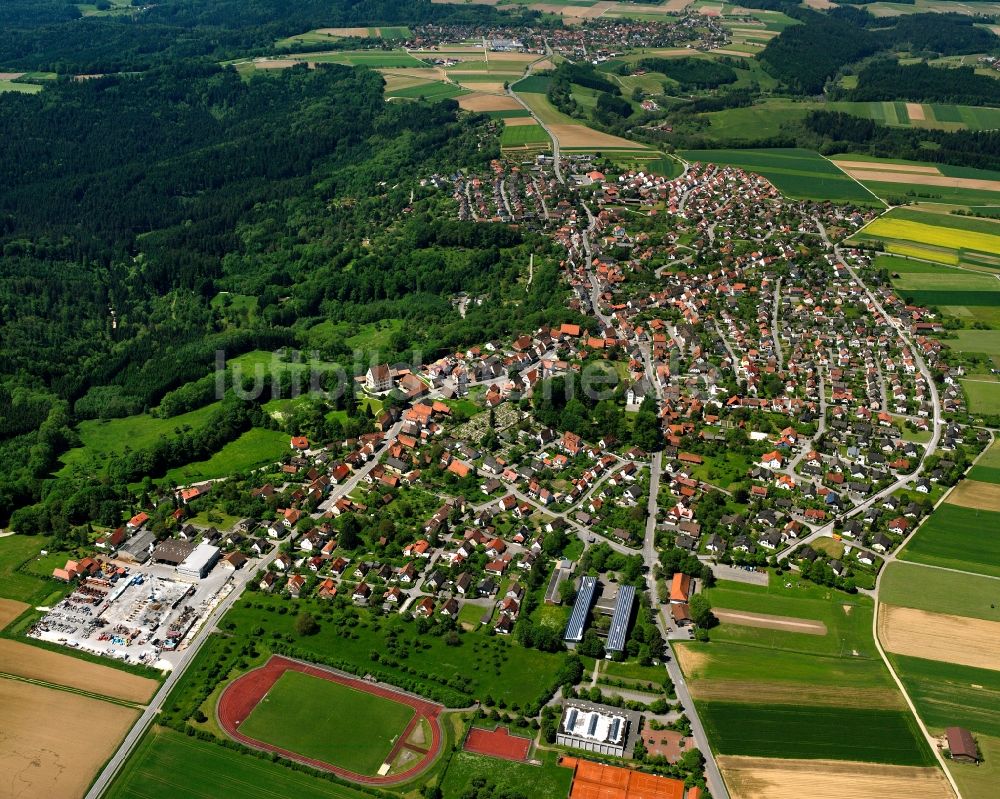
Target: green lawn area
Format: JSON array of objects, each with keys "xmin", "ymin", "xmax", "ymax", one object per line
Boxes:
[
  {"xmin": 105, "ymin": 727, "xmax": 377, "ymax": 799},
  {"xmin": 880, "ymin": 561, "xmax": 1000, "ymax": 622},
  {"xmin": 701, "ymin": 575, "xmax": 876, "ymax": 658},
  {"xmin": 899, "ymin": 503, "xmax": 1000, "ymax": 578},
  {"xmin": 950, "ymin": 733, "xmax": 1000, "ymax": 799},
  {"xmin": 689, "ymin": 451, "xmax": 752, "ymax": 491},
  {"xmin": 891, "ymin": 654, "xmax": 1000, "ymax": 739},
  {"xmin": 159, "ymin": 428, "xmax": 289, "ymax": 485},
  {"xmin": 439, "ymin": 751, "xmax": 572, "ymax": 799},
  {"xmin": 225, "ymin": 594, "xmax": 568, "ymax": 708},
  {"xmin": 699, "ymin": 701, "xmax": 935, "ymax": 765},
  {"xmin": 56, "ymin": 402, "xmax": 222, "ymax": 477},
  {"xmin": 961, "ymin": 379, "xmax": 1000, "ymax": 416},
  {"xmin": 679, "ymin": 148, "xmax": 876, "ymax": 204},
  {"xmin": 500, "ymin": 123, "xmax": 550, "ymax": 147},
  {"xmin": 0, "ymin": 79, "xmax": 43, "ymax": 93},
  {"xmin": 969, "ymin": 440, "xmax": 1000, "ymax": 482},
  {"xmin": 601, "ymin": 659, "xmax": 670, "ymax": 685},
  {"xmin": 0, "ymin": 534, "xmax": 68, "ymax": 608},
  {"xmin": 676, "ymin": 640, "xmax": 896, "ymax": 695},
  {"xmin": 239, "ymin": 670, "xmax": 414, "ymax": 774},
  {"xmin": 948, "ymin": 331, "xmax": 1000, "ymax": 368}
]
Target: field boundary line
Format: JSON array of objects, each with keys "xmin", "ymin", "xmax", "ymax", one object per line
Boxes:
[
  {"xmin": 822, "ymin": 153, "xmax": 890, "ymax": 208},
  {"xmin": 0, "ymin": 671, "xmax": 146, "ymax": 709},
  {"xmin": 872, "ymin": 430, "xmax": 996, "ymax": 799}
]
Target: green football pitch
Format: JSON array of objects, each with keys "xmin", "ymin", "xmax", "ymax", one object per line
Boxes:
[{"xmin": 239, "ymin": 670, "xmax": 415, "ymax": 774}]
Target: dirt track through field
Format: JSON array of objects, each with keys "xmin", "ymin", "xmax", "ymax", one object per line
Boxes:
[
  {"xmin": 880, "ymin": 604, "xmax": 1000, "ymax": 672},
  {"xmin": 0, "ymin": 598, "xmax": 28, "ymax": 630},
  {"xmin": 0, "ymin": 677, "xmax": 138, "ymax": 799},
  {"xmin": 944, "ymin": 479, "xmax": 1000, "ymax": 512},
  {"xmin": 719, "ymin": 756, "xmax": 954, "ymax": 799},
  {"xmin": 714, "ymin": 608, "xmax": 828, "ymax": 635},
  {"xmin": 0, "ymin": 639, "xmax": 157, "ymax": 703},
  {"xmin": 906, "ymin": 103, "xmax": 926, "ymax": 121}
]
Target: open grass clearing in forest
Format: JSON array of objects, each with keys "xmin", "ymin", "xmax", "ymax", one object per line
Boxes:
[
  {"xmin": 718, "ymin": 756, "xmax": 954, "ymax": 799},
  {"xmin": 880, "ymin": 604, "xmax": 1000, "ymax": 672},
  {"xmin": 0, "ymin": 677, "xmax": 139, "ymax": 799},
  {"xmin": 158, "ymin": 427, "xmax": 289, "ymax": 486},
  {"xmin": 0, "ymin": 640, "xmax": 157, "ymax": 703},
  {"xmin": 880, "ymin": 561, "xmax": 1000, "ymax": 622}
]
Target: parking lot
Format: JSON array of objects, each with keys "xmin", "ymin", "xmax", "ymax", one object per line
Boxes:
[{"xmin": 29, "ymin": 560, "xmax": 232, "ymax": 669}]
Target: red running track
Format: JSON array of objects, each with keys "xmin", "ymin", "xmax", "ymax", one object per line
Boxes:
[
  {"xmin": 464, "ymin": 725, "xmax": 533, "ymax": 762},
  {"xmin": 216, "ymin": 655, "xmax": 444, "ymax": 785}
]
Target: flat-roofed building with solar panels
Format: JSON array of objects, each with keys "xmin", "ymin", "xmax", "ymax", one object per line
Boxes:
[
  {"xmin": 558, "ymin": 699, "xmax": 640, "ymax": 758},
  {"xmin": 605, "ymin": 584, "xmax": 635, "ymax": 657},
  {"xmin": 564, "ymin": 575, "xmax": 598, "ymax": 644}
]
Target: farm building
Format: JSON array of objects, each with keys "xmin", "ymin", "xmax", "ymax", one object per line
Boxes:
[
  {"xmin": 564, "ymin": 575, "xmax": 598, "ymax": 644},
  {"xmin": 946, "ymin": 726, "xmax": 980, "ymax": 763},
  {"xmin": 669, "ymin": 573, "xmax": 692, "ymax": 604},
  {"xmin": 558, "ymin": 700, "xmax": 640, "ymax": 758}
]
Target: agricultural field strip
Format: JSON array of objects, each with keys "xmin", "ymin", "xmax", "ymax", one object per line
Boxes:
[
  {"xmin": 879, "ymin": 605, "xmax": 1000, "ymax": 673},
  {"xmin": 717, "ymin": 755, "xmax": 955, "ymax": 799}
]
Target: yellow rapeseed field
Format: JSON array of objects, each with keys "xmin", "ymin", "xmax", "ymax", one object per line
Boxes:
[
  {"xmin": 886, "ymin": 243, "xmax": 959, "ymax": 265},
  {"xmin": 866, "ymin": 218, "xmax": 1000, "ymax": 256}
]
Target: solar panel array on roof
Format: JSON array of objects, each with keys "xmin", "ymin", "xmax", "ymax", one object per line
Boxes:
[
  {"xmin": 564, "ymin": 575, "xmax": 598, "ymax": 642},
  {"xmin": 564, "ymin": 707, "xmax": 578, "ymax": 732},
  {"xmin": 587, "ymin": 714, "xmax": 599, "ymax": 737},
  {"xmin": 605, "ymin": 584, "xmax": 635, "ymax": 653}
]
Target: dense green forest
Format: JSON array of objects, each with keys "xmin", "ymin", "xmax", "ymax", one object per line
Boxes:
[
  {"xmin": 756, "ymin": 7, "xmax": 998, "ymax": 94},
  {"xmin": 0, "ymin": 0, "xmax": 524, "ymax": 72},
  {"xmin": 0, "ymin": 54, "xmax": 578, "ymax": 527},
  {"xmin": 846, "ymin": 61, "xmax": 1000, "ymax": 106}
]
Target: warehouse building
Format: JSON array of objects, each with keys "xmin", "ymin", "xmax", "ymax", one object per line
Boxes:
[{"xmin": 177, "ymin": 542, "xmax": 221, "ymax": 579}]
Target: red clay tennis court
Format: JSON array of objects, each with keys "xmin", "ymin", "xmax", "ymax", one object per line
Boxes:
[
  {"xmin": 561, "ymin": 756, "xmax": 687, "ymax": 799},
  {"xmin": 463, "ymin": 725, "xmax": 533, "ymax": 761}
]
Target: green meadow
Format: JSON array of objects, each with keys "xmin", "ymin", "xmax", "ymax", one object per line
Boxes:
[
  {"xmin": 899, "ymin": 503, "xmax": 1000, "ymax": 578},
  {"xmin": 680, "ymin": 148, "xmax": 876, "ymax": 203},
  {"xmin": 880, "ymin": 561, "xmax": 1000, "ymax": 622},
  {"xmin": 699, "ymin": 702, "xmax": 934, "ymax": 765}
]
